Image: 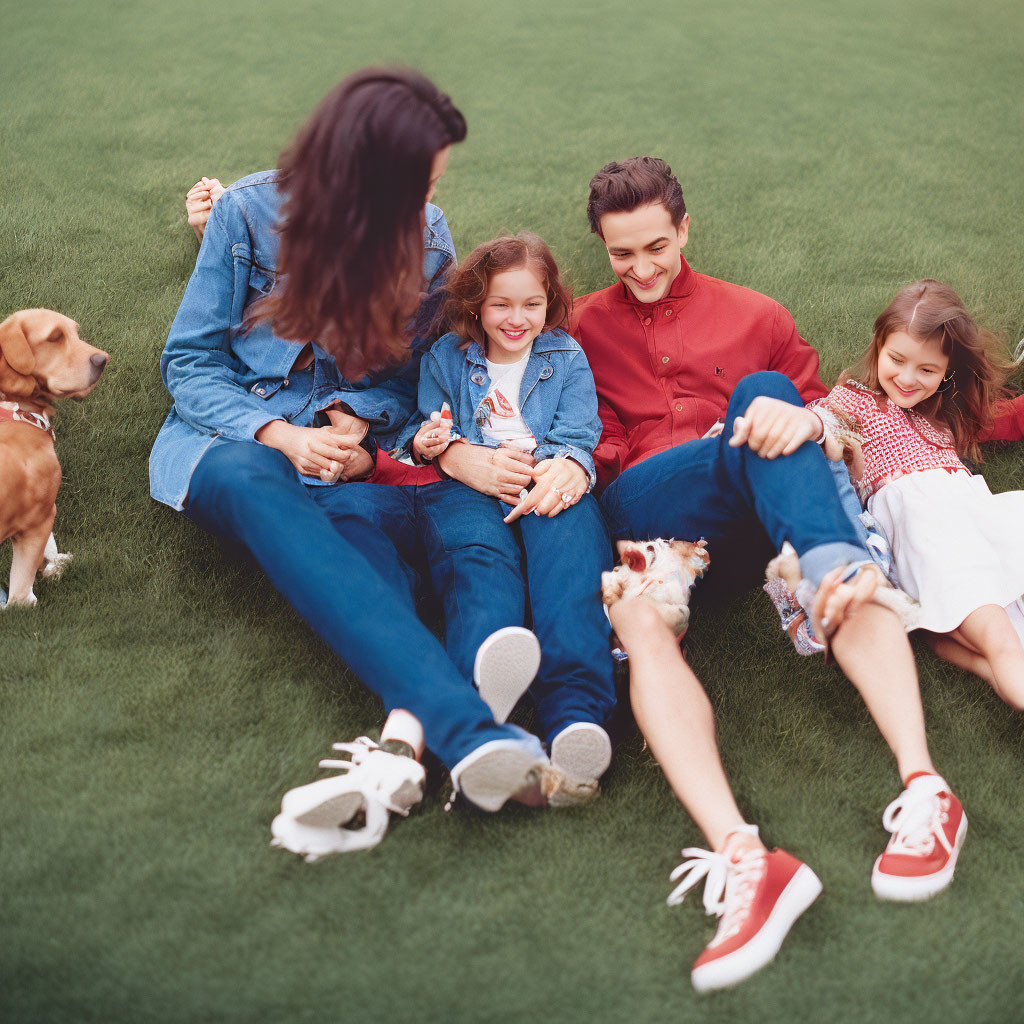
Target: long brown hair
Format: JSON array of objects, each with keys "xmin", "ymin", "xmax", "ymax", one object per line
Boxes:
[
  {"xmin": 250, "ymin": 67, "xmax": 466, "ymax": 378},
  {"xmin": 434, "ymin": 233, "xmax": 572, "ymax": 350},
  {"xmin": 845, "ymin": 279, "xmax": 1010, "ymax": 458}
]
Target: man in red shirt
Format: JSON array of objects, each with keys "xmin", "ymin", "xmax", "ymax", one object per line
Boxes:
[{"xmin": 572, "ymin": 158, "xmax": 967, "ymax": 993}]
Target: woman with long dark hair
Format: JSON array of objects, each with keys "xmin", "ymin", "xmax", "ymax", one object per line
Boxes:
[{"xmin": 149, "ymin": 69, "xmax": 563, "ymax": 852}]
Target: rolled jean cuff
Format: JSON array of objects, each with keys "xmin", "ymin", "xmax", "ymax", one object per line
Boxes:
[{"xmin": 798, "ymin": 541, "xmax": 870, "ymax": 590}]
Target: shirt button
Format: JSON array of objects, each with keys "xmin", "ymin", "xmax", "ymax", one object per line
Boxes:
[
  {"xmin": 643, "ymin": 316, "xmax": 652, "ymax": 326},
  {"xmin": 662, "ymin": 356, "xmax": 670, "ymax": 364},
  {"xmin": 665, "ymin": 309, "xmax": 673, "ymax": 316},
  {"xmin": 675, "ymin": 403, "xmax": 684, "ymax": 412},
  {"xmin": 283, "ymin": 378, "xmax": 290, "ymax": 388}
]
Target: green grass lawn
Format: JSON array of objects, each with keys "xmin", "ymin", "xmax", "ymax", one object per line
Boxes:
[{"xmin": 2, "ymin": 1, "xmax": 1023, "ymax": 1021}]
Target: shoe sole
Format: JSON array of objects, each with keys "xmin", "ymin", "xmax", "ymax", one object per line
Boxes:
[
  {"xmin": 691, "ymin": 864, "xmax": 824, "ymax": 994},
  {"xmin": 473, "ymin": 627, "xmax": 541, "ymax": 724},
  {"xmin": 282, "ymin": 785, "xmax": 365, "ymax": 829},
  {"xmin": 871, "ymin": 811, "xmax": 968, "ymax": 901},
  {"xmin": 455, "ymin": 744, "xmax": 549, "ymax": 812},
  {"xmin": 549, "ymin": 723, "xmax": 612, "ymax": 807}
]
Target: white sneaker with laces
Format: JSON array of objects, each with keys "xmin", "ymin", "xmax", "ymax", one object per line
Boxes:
[
  {"xmin": 449, "ymin": 730, "xmax": 554, "ymax": 812},
  {"xmin": 548, "ymin": 722, "xmax": 612, "ymax": 807},
  {"xmin": 473, "ymin": 626, "xmax": 541, "ymax": 723},
  {"xmin": 279, "ymin": 737, "xmax": 425, "ymax": 828},
  {"xmin": 668, "ymin": 829, "xmax": 822, "ymax": 993}
]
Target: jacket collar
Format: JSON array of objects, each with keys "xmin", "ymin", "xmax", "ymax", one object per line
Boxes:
[
  {"xmin": 616, "ymin": 256, "xmax": 699, "ymax": 308},
  {"xmin": 464, "ymin": 329, "xmax": 574, "ymax": 367}
]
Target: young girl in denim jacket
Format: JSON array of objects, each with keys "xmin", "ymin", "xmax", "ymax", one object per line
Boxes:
[
  {"xmin": 406, "ymin": 233, "xmax": 617, "ymax": 803},
  {"xmin": 817, "ymin": 279, "xmax": 1024, "ymax": 709}
]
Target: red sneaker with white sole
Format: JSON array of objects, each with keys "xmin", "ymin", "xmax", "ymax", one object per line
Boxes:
[
  {"xmin": 871, "ymin": 773, "xmax": 967, "ymax": 901},
  {"xmin": 667, "ymin": 841, "xmax": 822, "ymax": 993}
]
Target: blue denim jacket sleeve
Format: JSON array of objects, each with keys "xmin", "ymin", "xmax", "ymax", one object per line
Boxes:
[
  {"xmin": 160, "ymin": 195, "xmax": 281, "ymax": 443},
  {"xmin": 532, "ymin": 346, "xmax": 601, "ymax": 490},
  {"xmin": 326, "ymin": 206, "xmax": 455, "ymax": 444}
]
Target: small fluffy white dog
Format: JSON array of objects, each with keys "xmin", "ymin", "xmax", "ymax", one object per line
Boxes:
[{"xmin": 602, "ymin": 538, "xmax": 710, "ymax": 640}]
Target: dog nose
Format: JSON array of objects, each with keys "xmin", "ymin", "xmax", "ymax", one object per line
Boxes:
[{"xmin": 91, "ymin": 353, "xmax": 109, "ymax": 370}]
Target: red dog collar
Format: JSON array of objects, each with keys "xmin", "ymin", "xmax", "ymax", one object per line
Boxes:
[{"xmin": 0, "ymin": 401, "xmax": 54, "ymax": 438}]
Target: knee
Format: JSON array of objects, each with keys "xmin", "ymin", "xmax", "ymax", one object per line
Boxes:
[
  {"xmin": 729, "ymin": 370, "xmax": 800, "ymax": 413},
  {"xmin": 190, "ymin": 441, "xmax": 290, "ymax": 507}
]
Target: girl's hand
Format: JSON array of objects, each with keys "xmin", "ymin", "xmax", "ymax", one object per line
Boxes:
[
  {"xmin": 255, "ymin": 420, "xmax": 371, "ymax": 481},
  {"xmin": 729, "ymin": 398, "xmax": 823, "ymax": 459},
  {"xmin": 412, "ymin": 411, "xmax": 452, "ymax": 462},
  {"xmin": 504, "ymin": 458, "xmax": 587, "ymax": 522},
  {"xmin": 437, "ymin": 443, "xmax": 535, "ymax": 503},
  {"xmin": 185, "ymin": 177, "xmax": 225, "ymax": 241}
]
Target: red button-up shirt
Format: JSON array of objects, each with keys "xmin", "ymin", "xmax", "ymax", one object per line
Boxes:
[{"xmin": 571, "ymin": 259, "xmax": 827, "ymax": 490}]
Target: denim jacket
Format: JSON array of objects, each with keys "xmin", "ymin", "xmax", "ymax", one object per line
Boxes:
[
  {"xmin": 149, "ymin": 170, "xmax": 455, "ymax": 510},
  {"xmin": 400, "ymin": 329, "xmax": 601, "ymax": 489}
]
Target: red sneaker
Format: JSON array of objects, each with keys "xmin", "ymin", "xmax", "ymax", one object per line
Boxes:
[
  {"xmin": 667, "ymin": 844, "xmax": 822, "ymax": 993},
  {"xmin": 872, "ymin": 773, "xmax": 967, "ymax": 901}
]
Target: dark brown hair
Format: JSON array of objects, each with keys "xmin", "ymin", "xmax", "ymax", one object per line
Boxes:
[
  {"xmin": 845, "ymin": 279, "xmax": 1010, "ymax": 459},
  {"xmin": 249, "ymin": 67, "xmax": 466, "ymax": 378},
  {"xmin": 586, "ymin": 157, "xmax": 686, "ymax": 236},
  {"xmin": 435, "ymin": 233, "xmax": 572, "ymax": 350}
]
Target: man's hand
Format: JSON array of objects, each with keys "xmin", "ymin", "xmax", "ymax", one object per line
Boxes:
[
  {"xmin": 324, "ymin": 406, "xmax": 370, "ymax": 439},
  {"xmin": 504, "ymin": 458, "xmax": 587, "ymax": 523},
  {"xmin": 729, "ymin": 397, "xmax": 823, "ymax": 459},
  {"xmin": 255, "ymin": 420, "xmax": 372, "ymax": 481},
  {"xmin": 437, "ymin": 443, "xmax": 535, "ymax": 504},
  {"xmin": 412, "ymin": 411, "xmax": 452, "ymax": 462}
]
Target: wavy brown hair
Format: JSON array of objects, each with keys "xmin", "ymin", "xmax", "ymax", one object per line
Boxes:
[
  {"xmin": 434, "ymin": 233, "xmax": 572, "ymax": 350},
  {"xmin": 844, "ymin": 279, "xmax": 1011, "ymax": 459},
  {"xmin": 249, "ymin": 67, "xmax": 466, "ymax": 378}
]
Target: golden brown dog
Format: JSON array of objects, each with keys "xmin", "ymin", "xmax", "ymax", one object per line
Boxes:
[{"xmin": 0, "ymin": 309, "xmax": 108, "ymax": 606}]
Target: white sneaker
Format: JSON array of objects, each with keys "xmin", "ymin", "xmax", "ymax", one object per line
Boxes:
[
  {"xmin": 473, "ymin": 627, "xmax": 541, "ymax": 724},
  {"xmin": 280, "ymin": 737, "xmax": 426, "ymax": 828},
  {"xmin": 271, "ymin": 797, "xmax": 391, "ymax": 863},
  {"xmin": 548, "ymin": 722, "xmax": 612, "ymax": 807},
  {"xmin": 449, "ymin": 731, "xmax": 555, "ymax": 812}
]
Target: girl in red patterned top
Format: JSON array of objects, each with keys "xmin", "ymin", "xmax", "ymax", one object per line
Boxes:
[{"xmin": 819, "ymin": 280, "xmax": 1024, "ymax": 709}]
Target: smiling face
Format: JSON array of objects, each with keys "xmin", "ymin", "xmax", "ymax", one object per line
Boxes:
[
  {"xmin": 599, "ymin": 202, "xmax": 689, "ymax": 304},
  {"xmin": 876, "ymin": 330, "xmax": 950, "ymax": 409},
  {"xmin": 479, "ymin": 266, "xmax": 548, "ymax": 364}
]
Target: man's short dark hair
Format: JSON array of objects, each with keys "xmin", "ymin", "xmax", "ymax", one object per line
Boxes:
[{"xmin": 586, "ymin": 157, "xmax": 686, "ymax": 236}]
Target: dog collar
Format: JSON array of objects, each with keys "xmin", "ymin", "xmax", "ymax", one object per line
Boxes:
[{"xmin": 0, "ymin": 400, "xmax": 54, "ymax": 438}]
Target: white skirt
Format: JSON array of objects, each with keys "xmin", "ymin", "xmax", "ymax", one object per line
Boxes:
[{"xmin": 868, "ymin": 469, "xmax": 1024, "ymax": 634}]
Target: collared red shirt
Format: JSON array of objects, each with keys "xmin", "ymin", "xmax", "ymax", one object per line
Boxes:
[{"xmin": 571, "ymin": 259, "xmax": 827, "ymax": 490}]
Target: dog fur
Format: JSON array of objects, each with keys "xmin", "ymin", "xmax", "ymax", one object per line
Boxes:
[
  {"xmin": 0, "ymin": 309, "xmax": 108, "ymax": 606},
  {"xmin": 602, "ymin": 538, "xmax": 710, "ymax": 640}
]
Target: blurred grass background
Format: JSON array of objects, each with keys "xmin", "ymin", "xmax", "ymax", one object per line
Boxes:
[{"xmin": 1, "ymin": 0, "xmax": 1022, "ymax": 1021}]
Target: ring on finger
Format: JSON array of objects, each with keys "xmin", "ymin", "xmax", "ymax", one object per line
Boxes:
[{"xmin": 562, "ymin": 493, "xmax": 572, "ymax": 504}]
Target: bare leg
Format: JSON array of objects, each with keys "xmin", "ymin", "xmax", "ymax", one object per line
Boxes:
[
  {"xmin": 829, "ymin": 601, "xmax": 935, "ymax": 780},
  {"xmin": 611, "ymin": 599, "xmax": 763, "ymax": 854},
  {"xmin": 956, "ymin": 606, "xmax": 1024, "ymax": 710},
  {"xmin": 925, "ymin": 631, "xmax": 996, "ymax": 687}
]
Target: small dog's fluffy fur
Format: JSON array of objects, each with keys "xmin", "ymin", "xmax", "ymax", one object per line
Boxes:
[
  {"xmin": 0, "ymin": 309, "xmax": 108, "ymax": 606},
  {"xmin": 602, "ymin": 538, "xmax": 710, "ymax": 639}
]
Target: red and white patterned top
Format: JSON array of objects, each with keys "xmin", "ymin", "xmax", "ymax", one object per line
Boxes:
[{"xmin": 812, "ymin": 381, "xmax": 966, "ymax": 501}]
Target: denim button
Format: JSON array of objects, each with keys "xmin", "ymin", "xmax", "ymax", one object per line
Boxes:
[
  {"xmin": 256, "ymin": 387, "xmax": 266, "ymax": 395},
  {"xmin": 471, "ymin": 372, "xmax": 486, "ymax": 385},
  {"xmin": 283, "ymin": 378, "xmax": 290, "ymax": 388},
  {"xmin": 539, "ymin": 366, "xmax": 553, "ymax": 379}
]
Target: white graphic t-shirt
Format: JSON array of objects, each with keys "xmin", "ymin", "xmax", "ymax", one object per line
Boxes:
[{"xmin": 477, "ymin": 347, "xmax": 537, "ymax": 452}]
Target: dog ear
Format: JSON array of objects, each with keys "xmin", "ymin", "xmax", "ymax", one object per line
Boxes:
[{"xmin": 0, "ymin": 317, "xmax": 36, "ymax": 375}]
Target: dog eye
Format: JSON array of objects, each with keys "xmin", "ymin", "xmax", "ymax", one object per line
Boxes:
[{"xmin": 646, "ymin": 544, "xmax": 656, "ymax": 553}]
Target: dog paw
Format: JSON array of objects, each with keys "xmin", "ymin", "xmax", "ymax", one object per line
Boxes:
[{"xmin": 42, "ymin": 553, "xmax": 73, "ymax": 579}]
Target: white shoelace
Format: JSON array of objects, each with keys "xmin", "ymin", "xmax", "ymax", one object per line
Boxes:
[
  {"xmin": 667, "ymin": 847, "xmax": 767, "ymax": 945},
  {"xmin": 318, "ymin": 736, "xmax": 377, "ymax": 772},
  {"xmin": 881, "ymin": 787, "xmax": 952, "ymax": 857}
]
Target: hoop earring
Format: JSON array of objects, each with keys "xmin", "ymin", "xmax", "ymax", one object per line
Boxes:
[{"xmin": 937, "ymin": 369, "xmax": 955, "ymax": 392}]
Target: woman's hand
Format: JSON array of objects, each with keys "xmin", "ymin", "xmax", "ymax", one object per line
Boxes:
[
  {"xmin": 412, "ymin": 410, "xmax": 452, "ymax": 462},
  {"xmin": 185, "ymin": 177, "xmax": 225, "ymax": 241},
  {"xmin": 504, "ymin": 458, "xmax": 588, "ymax": 523},
  {"xmin": 323, "ymin": 406, "xmax": 370, "ymax": 439},
  {"xmin": 729, "ymin": 397, "xmax": 823, "ymax": 459},
  {"xmin": 256, "ymin": 420, "xmax": 372, "ymax": 481},
  {"xmin": 437, "ymin": 442, "xmax": 535, "ymax": 504}
]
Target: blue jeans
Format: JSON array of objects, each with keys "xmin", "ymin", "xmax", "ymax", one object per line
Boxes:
[
  {"xmin": 600, "ymin": 372, "xmax": 868, "ymax": 590},
  {"xmin": 185, "ymin": 442, "xmax": 521, "ymax": 769}
]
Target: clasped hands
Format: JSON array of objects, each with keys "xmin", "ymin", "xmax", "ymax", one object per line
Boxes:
[
  {"xmin": 255, "ymin": 407, "xmax": 374, "ymax": 483},
  {"xmin": 729, "ymin": 397, "xmax": 823, "ymax": 458}
]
